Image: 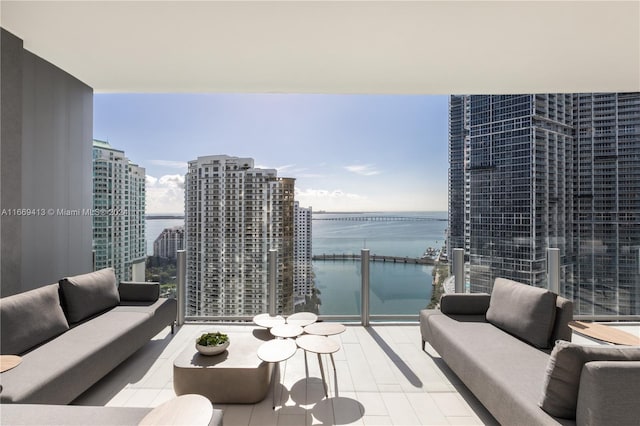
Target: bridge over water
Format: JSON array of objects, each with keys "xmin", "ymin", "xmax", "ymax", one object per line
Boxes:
[
  {"xmin": 312, "ymin": 253, "xmax": 437, "ymax": 265},
  {"xmin": 312, "ymin": 215, "xmax": 446, "ymax": 222}
]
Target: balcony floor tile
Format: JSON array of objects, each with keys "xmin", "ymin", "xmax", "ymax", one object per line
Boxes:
[{"xmin": 74, "ymin": 323, "xmax": 499, "ymax": 425}]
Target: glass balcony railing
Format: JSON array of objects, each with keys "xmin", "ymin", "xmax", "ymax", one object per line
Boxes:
[
  {"xmin": 453, "ymin": 240, "xmax": 640, "ymax": 321},
  {"xmin": 155, "ymin": 212, "xmax": 639, "ymax": 323},
  {"xmin": 173, "ymin": 212, "xmax": 450, "ymax": 322}
]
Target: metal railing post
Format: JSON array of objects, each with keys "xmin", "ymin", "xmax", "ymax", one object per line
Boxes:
[
  {"xmin": 268, "ymin": 249, "xmax": 277, "ymax": 316},
  {"xmin": 361, "ymin": 248, "xmax": 370, "ymax": 326},
  {"xmin": 547, "ymin": 248, "xmax": 560, "ymax": 294},
  {"xmin": 176, "ymin": 249, "xmax": 186, "ymax": 326},
  {"xmin": 453, "ymin": 248, "xmax": 465, "ymax": 293}
]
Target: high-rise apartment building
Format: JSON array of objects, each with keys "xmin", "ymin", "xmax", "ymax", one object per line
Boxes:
[
  {"xmin": 185, "ymin": 155, "xmax": 295, "ymax": 317},
  {"xmin": 153, "ymin": 226, "xmax": 185, "ymax": 259},
  {"xmin": 293, "ymin": 201, "xmax": 313, "ymax": 303},
  {"xmin": 573, "ymin": 93, "xmax": 640, "ymax": 315},
  {"xmin": 448, "ymin": 94, "xmax": 640, "ymax": 315},
  {"xmin": 92, "ymin": 140, "xmax": 146, "ymax": 282}
]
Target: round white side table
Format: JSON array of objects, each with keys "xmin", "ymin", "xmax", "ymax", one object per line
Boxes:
[
  {"xmin": 295, "ymin": 334, "xmax": 340, "ymax": 397},
  {"xmin": 257, "ymin": 338, "xmax": 297, "ymax": 409}
]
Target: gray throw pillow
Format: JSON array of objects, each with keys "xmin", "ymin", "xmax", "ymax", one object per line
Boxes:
[
  {"xmin": 0, "ymin": 284, "xmax": 69, "ymax": 355},
  {"xmin": 539, "ymin": 340, "xmax": 640, "ymax": 419},
  {"xmin": 59, "ymin": 268, "xmax": 120, "ymax": 323},
  {"xmin": 486, "ymin": 278, "xmax": 557, "ymax": 348}
]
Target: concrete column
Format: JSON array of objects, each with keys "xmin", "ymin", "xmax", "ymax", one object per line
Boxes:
[
  {"xmin": 268, "ymin": 249, "xmax": 277, "ymax": 316},
  {"xmin": 361, "ymin": 249, "xmax": 370, "ymax": 326},
  {"xmin": 177, "ymin": 250, "xmax": 186, "ymax": 326},
  {"xmin": 547, "ymin": 248, "xmax": 560, "ymax": 294},
  {"xmin": 453, "ymin": 248, "xmax": 465, "ymax": 293}
]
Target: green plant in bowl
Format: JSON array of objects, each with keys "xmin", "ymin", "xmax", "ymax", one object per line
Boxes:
[
  {"xmin": 195, "ymin": 332, "xmax": 230, "ymax": 356},
  {"xmin": 197, "ymin": 332, "xmax": 229, "ymax": 346}
]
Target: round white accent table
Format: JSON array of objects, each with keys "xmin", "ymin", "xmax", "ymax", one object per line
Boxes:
[
  {"xmin": 286, "ymin": 312, "xmax": 318, "ymax": 327},
  {"xmin": 270, "ymin": 324, "xmax": 304, "ymax": 339},
  {"xmin": 253, "ymin": 313, "xmax": 286, "ymax": 329},
  {"xmin": 257, "ymin": 338, "xmax": 297, "ymax": 409},
  {"xmin": 0, "ymin": 355, "xmax": 22, "ymax": 373},
  {"xmin": 295, "ymin": 334, "xmax": 340, "ymax": 397},
  {"xmin": 303, "ymin": 322, "xmax": 346, "ymax": 336}
]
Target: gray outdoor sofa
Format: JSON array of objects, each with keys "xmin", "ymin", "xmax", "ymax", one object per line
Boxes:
[
  {"xmin": 420, "ymin": 278, "xmax": 640, "ymax": 426},
  {"xmin": 0, "ymin": 402, "xmax": 224, "ymax": 426},
  {"xmin": 0, "ymin": 267, "xmax": 177, "ymax": 405}
]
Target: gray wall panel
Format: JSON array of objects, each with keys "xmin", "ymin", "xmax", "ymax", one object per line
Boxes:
[
  {"xmin": 0, "ymin": 29, "xmax": 24, "ymax": 296},
  {"xmin": 1, "ymin": 29, "xmax": 93, "ymax": 295}
]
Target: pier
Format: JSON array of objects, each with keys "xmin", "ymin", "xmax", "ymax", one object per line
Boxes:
[{"xmin": 312, "ymin": 254, "xmax": 437, "ymax": 265}]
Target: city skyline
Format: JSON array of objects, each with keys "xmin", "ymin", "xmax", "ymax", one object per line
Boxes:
[{"xmin": 94, "ymin": 94, "xmax": 449, "ymax": 214}]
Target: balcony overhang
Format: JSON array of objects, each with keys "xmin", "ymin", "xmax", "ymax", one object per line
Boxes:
[{"xmin": 1, "ymin": 0, "xmax": 639, "ymax": 94}]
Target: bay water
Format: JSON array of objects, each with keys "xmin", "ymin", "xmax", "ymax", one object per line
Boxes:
[
  {"xmin": 146, "ymin": 211, "xmax": 448, "ymax": 316},
  {"xmin": 312, "ymin": 212, "xmax": 447, "ymax": 315}
]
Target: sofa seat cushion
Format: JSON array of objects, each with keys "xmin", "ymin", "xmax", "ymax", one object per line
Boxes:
[
  {"xmin": 0, "ymin": 284, "xmax": 69, "ymax": 355},
  {"xmin": 114, "ymin": 297, "xmax": 177, "ymax": 329},
  {"xmin": 0, "ymin": 404, "xmax": 225, "ymax": 426},
  {"xmin": 540, "ymin": 341, "xmax": 640, "ymax": 419},
  {"xmin": 0, "ymin": 404, "xmax": 151, "ymax": 425},
  {"xmin": 59, "ymin": 268, "xmax": 120, "ymax": 323},
  {"xmin": 486, "ymin": 278, "xmax": 557, "ymax": 349},
  {"xmin": 0, "ymin": 310, "xmax": 149, "ymax": 404},
  {"xmin": 427, "ymin": 314, "xmax": 575, "ymax": 426}
]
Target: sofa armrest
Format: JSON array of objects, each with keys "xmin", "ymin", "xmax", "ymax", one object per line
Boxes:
[
  {"xmin": 440, "ymin": 293, "xmax": 490, "ymax": 315},
  {"xmin": 118, "ymin": 282, "xmax": 160, "ymax": 303},
  {"xmin": 576, "ymin": 360, "xmax": 640, "ymax": 425}
]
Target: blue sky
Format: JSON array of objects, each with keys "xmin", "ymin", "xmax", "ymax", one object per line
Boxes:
[{"xmin": 94, "ymin": 94, "xmax": 449, "ymax": 214}]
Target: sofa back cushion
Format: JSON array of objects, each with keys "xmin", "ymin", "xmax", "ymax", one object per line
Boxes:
[
  {"xmin": 0, "ymin": 284, "xmax": 69, "ymax": 355},
  {"xmin": 550, "ymin": 296, "xmax": 574, "ymax": 343},
  {"xmin": 486, "ymin": 278, "xmax": 557, "ymax": 349},
  {"xmin": 539, "ymin": 340, "xmax": 640, "ymax": 419},
  {"xmin": 59, "ymin": 268, "xmax": 120, "ymax": 323},
  {"xmin": 118, "ymin": 282, "xmax": 160, "ymax": 303}
]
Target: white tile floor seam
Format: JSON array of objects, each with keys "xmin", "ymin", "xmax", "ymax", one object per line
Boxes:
[{"xmin": 74, "ymin": 323, "xmax": 505, "ymax": 425}]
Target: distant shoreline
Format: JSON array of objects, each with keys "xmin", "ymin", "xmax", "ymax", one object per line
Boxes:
[
  {"xmin": 313, "ymin": 210, "xmax": 446, "ymax": 215},
  {"xmin": 146, "ymin": 215, "xmax": 184, "ymax": 220},
  {"xmin": 146, "ymin": 211, "xmax": 447, "ymax": 219}
]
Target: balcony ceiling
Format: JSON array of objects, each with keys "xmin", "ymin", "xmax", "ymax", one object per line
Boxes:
[{"xmin": 1, "ymin": 1, "xmax": 639, "ymax": 94}]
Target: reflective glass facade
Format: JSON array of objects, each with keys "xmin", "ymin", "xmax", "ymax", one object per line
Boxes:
[{"xmin": 449, "ymin": 94, "xmax": 640, "ymax": 315}]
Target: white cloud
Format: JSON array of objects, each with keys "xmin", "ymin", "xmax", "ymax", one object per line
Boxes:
[
  {"xmin": 295, "ymin": 187, "xmax": 369, "ymax": 211},
  {"xmin": 255, "ymin": 164, "xmax": 295, "ymax": 173},
  {"xmin": 297, "ymin": 173, "xmax": 326, "ymax": 178},
  {"xmin": 148, "ymin": 160, "xmax": 188, "ymax": 169},
  {"xmin": 254, "ymin": 164, "xmax": 325, "ymax": 179},
  {"xmin": 276, "ymin": 164, "xmax": 294, "ymax": 172},
  {"xmin": 146, "ymin": 174, "xmax": 185, "ymax": 214},
  {"xmin": 344, "ymin": 164, "xmax": 380, "ymax": 176},
  {"xmin": 296, "ymin": 188, "xmax": 363, "ymax": 199}
]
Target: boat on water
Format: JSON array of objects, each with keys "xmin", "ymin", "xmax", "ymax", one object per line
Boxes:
[{"xmin": 421, "ymin": 247, "xmax": 439, "ymax": 260}]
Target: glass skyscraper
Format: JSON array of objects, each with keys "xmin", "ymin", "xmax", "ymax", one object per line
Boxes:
[{"xmin": 449, "ymin": 93, "xmax": 640, "ymax": 316}]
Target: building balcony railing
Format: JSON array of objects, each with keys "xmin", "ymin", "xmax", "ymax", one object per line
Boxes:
[{"xmin": 169, "ymin": 236, "xmax": 640, "ymax": 324}]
